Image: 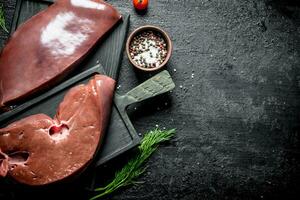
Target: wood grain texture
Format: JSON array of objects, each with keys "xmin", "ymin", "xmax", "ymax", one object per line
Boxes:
[
  {"xmin": 124, "ymin": 70, "xmax": 175, "ymax": 106},
  {"xmin": 1, "ymin": 0, "xmax": 300, "ymax": 200}
]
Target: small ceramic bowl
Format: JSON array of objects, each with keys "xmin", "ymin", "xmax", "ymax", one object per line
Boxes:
[{"xmin": 126, "ymin": 25, "xmax": 172, "ymax": 72}]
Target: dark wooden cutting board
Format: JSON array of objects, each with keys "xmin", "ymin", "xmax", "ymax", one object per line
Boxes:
[
  {"xmin": 0, "ymin": 0, "xmax": 176, "ymax": 198},
  {"xmin": 0, "ymin": 0, "xmax": 139, "ymax": 166},
  {"xmin": 0, "ymin": 0, "xmax": 139, "ymax": 195}
]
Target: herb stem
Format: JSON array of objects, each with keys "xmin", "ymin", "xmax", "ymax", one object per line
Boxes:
[
  {"xmin": 90, "ymin": 128, "xmax": 175, "ymax": 200},
  {"xmin": 0, "ymin": 4, "xmax": 8, "ymax": 33}
]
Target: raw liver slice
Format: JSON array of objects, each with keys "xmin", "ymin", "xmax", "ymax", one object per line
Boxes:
[
  {"xmin": 0, "ymin": 74, "xmax": 115, "ymax": 185},
  {"xmin": 0, "ymin": 0, "xmax": 121, "ymax": 109}
]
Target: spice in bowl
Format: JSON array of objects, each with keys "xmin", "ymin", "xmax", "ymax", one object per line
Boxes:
[
  {"xmin": 127, "ymin": 26, "xmax": 172, "ymax": 72},
  {"xmin": 127, "ymin": 25, "xmax": 172, "ymax": 72},
  {"xmin": 129, "ymin": 31, "xmax": 168, "ymax": 69}
]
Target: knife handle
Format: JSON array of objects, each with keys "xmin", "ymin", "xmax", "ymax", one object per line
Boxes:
[{"xmin": 121, "ymin": 70, "xmax": 175, "ymax": 107}]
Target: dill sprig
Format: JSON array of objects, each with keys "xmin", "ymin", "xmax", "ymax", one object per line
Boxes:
[
  {"xmin": 90, "ymin": 128, "xmax": 176, "ymax": 200},
  {"xmin": 0, "ymin": 4, "xmax": 8, "ymax": 33}
]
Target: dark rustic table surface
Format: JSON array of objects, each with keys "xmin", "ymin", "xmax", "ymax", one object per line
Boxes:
[{"xmin": 1, "ymin": 0, "xmax": 300, "ymax": 200}]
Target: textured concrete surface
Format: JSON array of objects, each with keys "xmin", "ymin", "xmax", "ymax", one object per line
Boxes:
[{"xmin": 1, "ymin": 0, "xmax": 300, "ymax": 199}]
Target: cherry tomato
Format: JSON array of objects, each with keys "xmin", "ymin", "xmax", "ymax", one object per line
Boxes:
[{"xmin": 133, "ymin": 0, "xmax": 148, "ymax": 11}]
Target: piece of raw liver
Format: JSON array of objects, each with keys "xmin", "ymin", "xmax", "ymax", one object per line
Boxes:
[
  {"xmin": 0, "ymin": 0, "xmax": 121, "ymax": 110},
  {"xmin": 0, "ymin": 74, "xmax": 115, "ymax": 185}
]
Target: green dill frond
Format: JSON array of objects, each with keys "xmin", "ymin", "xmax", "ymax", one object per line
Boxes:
[
  {"xmin": 90, "ymin": 128, "xmax": 176, "ymax": 200},
  {"xmin": 0, "ymin": 4, "xmax": 8, "ymax": 33}
]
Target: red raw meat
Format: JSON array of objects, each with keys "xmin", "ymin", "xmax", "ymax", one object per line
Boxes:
[
  {"xmin": 0, "ymin": 0, "xmax": 121, "ymax": 110},
  {"xmin": 0, "ymin": 74, "xmax": 115, "ymax": 185}
]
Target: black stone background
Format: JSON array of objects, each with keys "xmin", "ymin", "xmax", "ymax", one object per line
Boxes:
[{"xmin": 0, "ymin": 0, "xmax": 300, "ymax": 200}]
